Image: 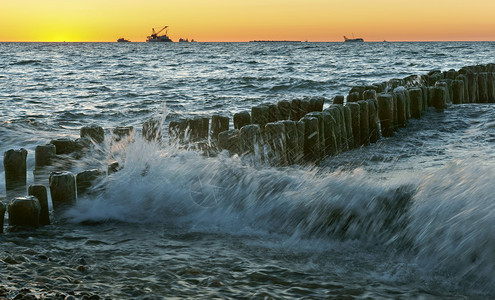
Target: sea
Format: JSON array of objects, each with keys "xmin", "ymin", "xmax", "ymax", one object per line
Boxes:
[{"xmin": 1, "ymin": 41, "xmax": 495, "ymax": 299}]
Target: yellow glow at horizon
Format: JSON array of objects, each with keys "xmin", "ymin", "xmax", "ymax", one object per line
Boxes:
[{"xmin": 1, "ymin": 0, "xmax": 494, "ymax": 42}]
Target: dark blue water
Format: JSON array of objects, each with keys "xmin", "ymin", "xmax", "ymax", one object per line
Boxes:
[{"xmin": 1, "ymin": 42, "xmax": 495, "ymax": 298}]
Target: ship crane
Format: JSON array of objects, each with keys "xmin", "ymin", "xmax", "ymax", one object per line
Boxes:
[{"xmin": 151, "ymin": 26, "xmax": 168, "ymax": 39}]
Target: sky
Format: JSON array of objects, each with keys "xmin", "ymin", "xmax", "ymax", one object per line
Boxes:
[{"xmin": 1, "ymin": 0, "xmax": 494, "ymax": 42}]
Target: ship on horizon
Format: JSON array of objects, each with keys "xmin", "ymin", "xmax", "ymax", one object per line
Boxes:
[
  {"xmin": 147, "ymin": 26, "xmax": 173, "ymax": 42},
  {"xmin": 344, "ymin": 35, "xmax": 364, "ymax": 42}
]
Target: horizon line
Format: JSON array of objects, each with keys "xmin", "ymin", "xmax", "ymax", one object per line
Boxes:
[{"xmin": 1, "ymin": 40, "xmax": 494, "ymax": 43}]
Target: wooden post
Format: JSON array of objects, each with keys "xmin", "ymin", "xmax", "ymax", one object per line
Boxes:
[
  {"xmin": 8, "ymin": 196, "xmax": 41, "ymax": 228},
  {"xmin": 265, "ymin": 122, "xmax": 287, "ymax": 166},
  {"xmin": 277, "ymin": 100, "xmax": 292, "ymax": 120},
  {"xmin": 28, "ymin": 185, "xmax": 50, "ymax": 225},
  {"xmin": 357, "ymin": 101, "xmax": 370, "ymax": 146},
  {"xmin": 429, "ymin": 86, "xmax": 447, "ymax": 110},
  {"xmin": 3, "ymin": 148, "xmax": 27, "ymax": 190},
  {"xmin": 377, "ymin": 93, "xmax": 394, "ymax": 137},
  {"xmin": 234, "ymin": 111, "xmax": 251, "ymax": 130},
  {"xmin": 49, "ymin": 171, "xmax": 76, "ymax": 211},
  {"xmin": 81, "ymin": 125, "xmax": 104, "ymax": 143}
]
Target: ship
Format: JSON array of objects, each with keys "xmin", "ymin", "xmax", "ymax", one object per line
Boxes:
[
  {"xmin": 147, "ymin": 26, "xmax": 173, "ymax": 42},
  {"xmin": 343, "ymin": 35, "xmax": 364, "ymax": 43},
  {"xmin": 179, "ymin": 38, "xmax": 197, "ymax": 43},
  {"xmin": 117, "ymin": 38, "xmax": 131, "ymax": 43}
]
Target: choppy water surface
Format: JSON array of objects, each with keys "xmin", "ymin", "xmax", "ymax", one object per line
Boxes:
[{"xmin": 1, "ymin": 42, "xmax": 495, "ymax": 298}]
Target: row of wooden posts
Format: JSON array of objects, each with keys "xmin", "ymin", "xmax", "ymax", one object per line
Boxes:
[{"xmin": 1, "ymin": 63, "xmax": 495, "ymax": 230}]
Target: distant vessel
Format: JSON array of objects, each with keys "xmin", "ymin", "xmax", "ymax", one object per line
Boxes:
[
  {"xmin": 147, "ymin": 26, "xmax": 173, "ymax": 42},
  {"xmin": 344, "ymin": 35, "xmax": 364, "ymax": 43},
  {"xmin": 117, "ymin": 38, "xmax": 131, "ymax": 43}
]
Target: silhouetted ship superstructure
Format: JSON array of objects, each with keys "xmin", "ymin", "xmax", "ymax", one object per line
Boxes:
[
  {"xmin": 179, "ymin": 38, "xmax": 197, "ymax": 42},
  {"xmin": 117, "ymin": 38, "xmax": 131, "ymax": 43},
  {"xmin": 343, "ymin": 35, "xmax": 364, "ymax": 42},
  {"xmin": 147, "ymin": 26, "xmax": 173, "ymax": 42}
]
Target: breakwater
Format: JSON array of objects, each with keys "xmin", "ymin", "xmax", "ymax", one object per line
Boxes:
[{"xmin": 1, "ymin": 63, "xmax": 495, "ymax": 230}]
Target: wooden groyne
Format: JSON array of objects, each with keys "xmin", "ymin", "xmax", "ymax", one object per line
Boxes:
[{"xmin": 1, "ymin": 63, "xmax": 495, "ymax": 231}]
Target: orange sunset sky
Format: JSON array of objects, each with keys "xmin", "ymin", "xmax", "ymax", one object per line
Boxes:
[{"xmin": 1, "ymin": 0, "xmax": 494, "ymax": 42}]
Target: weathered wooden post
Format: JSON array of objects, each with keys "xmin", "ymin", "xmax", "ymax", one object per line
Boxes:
[
  {"xmin": 322, "ymin": 110, "xmax": 337, "ymax": 156},
  {"xmin": 367, "ymin": 99, "xmax": 380, "ymax": 143},
  {"xmin": 392, "ymin": 93, "xmax": 399, "ymax": 131},
  {"xmin": 357, "ymin": 101, "xmax": 369, "ymax": 146},
  {"xmin": 349, "ymin": 86, "xmax": 366, "ymax": 99},
  {"xmin": 346, "ymin": 92, "xmax": 360, "ymax": 103},
  {"xmin": 429, "ymin": 86, "xmax": 447, "ymax": 110},
  {"xmin": 168, "ymin": 119, "xmax": 186, "ymax": 144},
  {"xmin": 277, "ymin": 100, "xmax": 292, "ymax": 120},
  {"xmin": 435, "ymin": 81, "xmax": 451, "ymax": 105},
  {"xmin": 456, "ymin": 74, "xmax": 469, "ymax": 103},
  {"xmin": 394, "ymin": 88, "xmax": 407, "ymax": 128},
  {"xmin": 251, "ymin": 105, "xmax": 269, "ymax": 133},
  {"xmin": 113, "ymin": 126, "xmax": 134, "ymax": 142},
  {"xmin": 332, "ymin": 95, "xmax": 344, "ymax": 105},
  {"xmin": 301, "ymin": 116, "xmax": 320, "ymax": 162},
  {"xmin": 142, "ymin": 118, "xmax": 162, "ymax": 142},
  {"xmin": 8, "ymin": 196, "xmax": 41, "ymax": 228},
  {"xmin": 218, "ymin": 129, "xmax": 241, "ymax": 155},
  {"xmin": 377, "ymin": 93, "xmax": 394, "ymax": 137},
  {"xmin": 343, "ymin": 105, "xmax": 353, "ymax": 150},
  {"xmin": 81, "ymin": 125, "xmax": 104, "ymax": 143},
  {"xmin": 76, "ymin": 169, "xmax": 104, "ymax": 197},
  {"xmin": 240, "ymin": 124, "xmax": 264, "ymax": 162},
  {"xmin": 281, "ymin": 120, "xmax": 298, "ymax": 165},
  {"xmin": 189, "ymin": 117, "xmax": 205, "ymax": 142},
  {"xmin": 234, "ymin": 111, "xmax": 251, "ymax": 129},
  {"xmin": 35, "ymin": 144, "xmax": 56, "ymax": 170},
  {"xmin": 265, "ymin": 122, "xmax": 288, "ymax": 166},
  {"xmin": 268, "ymin": 104, "xmax": 281, "ymax": 123},
  {"xmin": 452, "ymin": 80, "xmax": 465, "ymax": 104},
  {"xmin": 487, "ymin": 72, "xmax": 495, "ymax": 103},
  {"xmin": 347, "ymin": 103, "xmax": 360, "ymax": 148},
  {"xmin": 466, "ymin": 72, "xmax": 479, "ymax": 103},
  {"xmin": 363, "ymin": 89, "xmax": 377, "ymax": 101},
  {"xmin": 28, "ymin": 185, "xmax": 50, "ymax": 226},
  {"xmin": 428, "ymin": 71, "xmax": 443, "ymax": 87},
  {"xmin": 290, "ymin": 99, "xmax": 303, "ymax": 121},
  {"xmin": 311, "ymin": 97, "xmax": 325, "ymax": 112},
  {"xmin": 408, "ymin": 88, "xmax": 423, "ymax": 118},
  {"xmin": 306, "ymin": 112, "xmax": 326, "ymax": 158},
  {"xmin": 4, "ymin": 148, "xmax": 27, "ymax": 190},
  {"xmin": 478, "ymin": 73, "xmax": 489, "ymax": 103},
  {"xmin": 330, "ymin": 106, "xmax": 344, "ymax": 153},
  {"xmin": 49, "ymin": 171, "xmax": 76, "ymax": 211},
  {"xmin": 210, "ymin": 115, "xmax": 229, "ymax": 141},
  {"xmin": 300, "ymin": 99, "xmax": 312, "ymax": 116},
  {"xmin": 420, "ymin": 85, "xmax": 429, "ymax": 110},
  {"xmin": 335, "ymin": 105, "xmax": 348, "ymax": 151},
  {"xmin": 295, "ymin": 121, "xmax": 305, "ymax": 164},
  {"xmin": 49, "ymin": 138, "xmax": 77, "ymax": 154},
  {"xmin": 200, "ymin": 117, "xmax": 210, "ymax": 140}
]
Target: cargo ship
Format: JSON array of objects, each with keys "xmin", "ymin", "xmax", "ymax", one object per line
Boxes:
[
  {"xmin": 147, "ymin": 26, "xmax": 173, "ymax": 42},
  {"xmin": 344, "ymin": 35, "xmax": 364, "ymax": 43}
]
